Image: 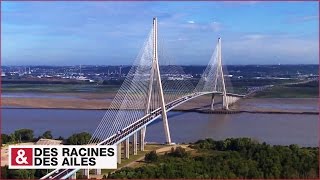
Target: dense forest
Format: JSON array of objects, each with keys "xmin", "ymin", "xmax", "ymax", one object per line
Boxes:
[
  {"xmin": 107, "ymin": 138, "xmax": 319, "ymax": 179},
  {"xmin": 1, "ymin": 136, "xmax": 318, "ymax": 179}
]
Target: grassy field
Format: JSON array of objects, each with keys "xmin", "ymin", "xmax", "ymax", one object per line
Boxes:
[
  {"xmin": 108, "ymin": 138, "xmax": 319, "ymax": 179},
  {"xmin": 3, "ymin": 78, "xmax": 317, "ymax": 99},
  {"xmin": 254, "ymin": 81, "xmax": 318, "ymax": 98},
  {"xmin": 2, "ymin": 84, "xmax": 120, "ymax": 93},
  {"xmin": 77, "ymin": 144, "xmax": 166, "ymax": 178}
]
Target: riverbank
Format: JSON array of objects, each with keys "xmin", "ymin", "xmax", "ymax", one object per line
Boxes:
[
  {"xmin": 196, "ymin": 109, "xmax": 318, "ymax": 115},
  {"xmin": 3, "ymin": 109, "xmax": 317, "ymax": 147},
  {"xmin": 2, "ymin": 94, "xmax": 317, "ymax": 114},
  {"xmin": 2, "ymin": 106, "xmax": 318, "ymax": 115}
]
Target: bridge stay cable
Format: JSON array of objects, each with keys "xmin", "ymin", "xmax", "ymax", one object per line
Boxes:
[{"xmin": 41, "ymin": 18, "xmax": 244, "ymax": 180}]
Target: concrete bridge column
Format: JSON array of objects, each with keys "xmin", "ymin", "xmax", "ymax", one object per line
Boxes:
[
  {"xmin": 229, "ymin": 96, "xmax": 233, "ymax": 105},
  {"xmin": 139, "ymin": 128, "xmax": 145, "ymax": 151},
  {"xmin": 210, "ymin": 93, "xmax": 215, "ymax": 110},
  {"xmin": 222, "ymin": 95, "xmax": 229, "ymax": 110},
  {"xmin": 226, "ymin": 96, "xmax": 229, "ymax": 107},
  {"xmin": 117, "ymin": 143, "xmax": 121, "ymax": 164},
  {"xmin": 82, "ymin": 169, "xmax": 89, "ymax": 179},
  {"xmin": 132, "ymin": 132, "xmax": 138, "ymax": 155},
  {"xmin": 124, "ymin": 138, "xmax": 130, "ymax": 159},
  {"xmin": 225, "ymin": 96, "xmax": 240, "ymax": 107},
  {"xmin": 71, "ymin": 172, "xmax": 76, "ymax": 179},
  {"xmin": 233, "ymin": 97, "xmax": 240, "ymax": 104},
  {"xmin": 94, "ymin": 169, "xmax": 101, "ymax": 175}
]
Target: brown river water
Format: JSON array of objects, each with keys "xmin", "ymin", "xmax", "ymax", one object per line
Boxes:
[{"xmin": 2, "ymin": 105, "xmax": 318, "ymax": 147}]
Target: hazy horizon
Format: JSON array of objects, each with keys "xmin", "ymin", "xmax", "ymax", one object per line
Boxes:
[{"xmin": 1, "ymin": 63, "xmax": 318, "ymax": 67}]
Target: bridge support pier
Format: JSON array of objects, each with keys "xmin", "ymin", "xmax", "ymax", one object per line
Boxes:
[
  {"xmin": 140, "ymin": 128, "xmax": 145, "ymax": 151},
  {"xmin": 222, "ymin": 94, "xmax": 229, "ymax": 110},
  {"xmin": 210, "ymin": 93, "xmax": 215, "ymax": 110},
  {"xmin": 218, "ymin": 38, "xmax": 229, "ymax": 111},
  {"xmin": 133, "ymin": 132, "xmax": 138, "ymax": 155},
  {"xmin": 117, "ymin": 143, "xmax": 121, "ymax": 164},
  {"xmin": 82, "ymin": 169, "xmax": 89, "ymax": 179},
  {"xmin": 225, "ymin": 96, "xmax": 240, "ymax": 107},
  {"xmin": 124, "ymin": 138, "xmax": 130, "ymax": 159},
  {"xmin": 94, "ymin": 169, "xmax": 101, "ymax": 175},
  {"xmin": 71, "ymin": 172, "xmax": 76, "ymax": 179}
]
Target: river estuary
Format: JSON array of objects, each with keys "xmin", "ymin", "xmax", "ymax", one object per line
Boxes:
[{"xmin": 2, "ymin": 108, "xmax": 318, "ymax": 147}]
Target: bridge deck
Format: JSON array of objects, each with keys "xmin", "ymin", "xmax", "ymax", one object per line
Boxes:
[{"xmin": 42, "ymin": 92, "xmax": 244, "ymax": 179}]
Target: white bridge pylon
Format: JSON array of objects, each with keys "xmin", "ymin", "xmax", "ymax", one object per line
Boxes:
[
  {"xmin": 41, "ymin": 17, "xmax": 243, "ymax": 180},
  {"xmin": 195, "ymin": 37, "xmax": 229, "ymax": 110},
  {"xmin": 145, "ymin": 17, "xmax": 171, "ymax": 144}
]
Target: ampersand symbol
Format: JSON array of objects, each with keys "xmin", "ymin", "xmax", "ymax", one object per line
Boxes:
[{"xmin": 15, "ymin": 149, "xmax": 28, "ymax": 164}]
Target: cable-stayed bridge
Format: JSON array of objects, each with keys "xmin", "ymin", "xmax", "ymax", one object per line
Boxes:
[{"xmin": 41, "ymin": 17, "xmax": 244, "ymax": 179}]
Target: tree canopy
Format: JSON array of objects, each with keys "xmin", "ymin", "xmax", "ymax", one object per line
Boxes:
[
  {"xmin": 108, "ymin": 138, "xmax": 319, "ymax": 179},
  {"xmin": 13, "ymin": 129, "xmax": 34, "ymax": 142},
  {"xmin": 41, "ymin": 130, "xmax": 53, "ymax": 139},
  {"xmin": 66, "ymin": 132, "xmax": 91, "ymax": 145}
]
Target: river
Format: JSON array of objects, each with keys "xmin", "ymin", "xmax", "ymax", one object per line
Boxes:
[{"xmin": 2, "ymin": 108, "xmax": 318, "ymax": 147}]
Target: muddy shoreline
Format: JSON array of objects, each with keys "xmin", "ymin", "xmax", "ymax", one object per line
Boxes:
[
  {"xmin": 2, "ymin": 93, "xmax": 318, "ymax": 115},
  {"xmin": 2, "ymin": 107, "xmax": 318, "ymax": 115},
  {"xmin": 2, "ymin": 103, "xmax": 318, "ymax": 115}
]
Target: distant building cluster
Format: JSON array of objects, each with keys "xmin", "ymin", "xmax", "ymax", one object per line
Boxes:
[
  {"xmin": 0, "ymin": 65, "xmax": 318, "ymax": 84},
  {"xmin": 0, "ymin": 65, "xmax": 128, "ymax": 83}
]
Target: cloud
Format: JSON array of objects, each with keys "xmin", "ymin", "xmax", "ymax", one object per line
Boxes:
[
  {"xmin": 178, "ymin": 37, "xmax": 188, "ymax": 41},
  {"xmin": 286, "ymin": 15, "xmax": 318, "ymax": 23},
  {"xmin": 2, "ymin": 1, "xmax": 318, "ymax": 65},
  {"xmin": 221, "ymin": 1, "xmax": 259, "ymax": 6},
  {"xmin": 222, "ymin": 33, "xmax": 318, "ymax": 64},
  {"xmin": 241, "ymin": 34, "xmax": 268, "ymax": 41},
  {"xmin": 210, "ymin": 21, "xmax": 222, "ymax": 32},
  {"xmin": 179, "ymin": 21, "xmax": 223, "ymax": 32},
  {"xmin": 166, "ymin": 37, "xmax": 189, "ymax": 42}
]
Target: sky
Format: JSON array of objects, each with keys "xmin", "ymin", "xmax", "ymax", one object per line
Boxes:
[{"xmin": 1, "ymin": 1, "xmax": 319, "ymax": 65}]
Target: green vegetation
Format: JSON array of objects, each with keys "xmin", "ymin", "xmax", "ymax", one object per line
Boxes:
[
  {"xmin": 0, "ymin": 78, "xmax": 299, "ymax": 95},
  {"xmin": 40, "ymin": 131, "xmax": 53, "ymax": 139},
  {"xmin": 1, "ymin": 166, "xmax": 47, "ymax": 179},
  {"xmin": 108, "ymin": 138, "xmax": 319, "ymax": 179},
  {"xmin": 66, "ymin": 132, "xmax": 91, "ymax": 145},
  {"xmin": 144, "ymin": 151, "xmax": 158, "ymax": 162},
  {"xmin": 1, "ymin": 129, "xmax": 91, "ymax": 145},
  {"xmin": 1, "ymin": 134, "xmax": 12, "ymax": 144},
  {"xmin": 14, "ymin": 129, "xmax": 34, "ymax": 142},
  {"xmin": 2, "ymin": 130, "xmax": 318, "ymax": 179},
  {"xmin": 2, "ymin": 129, "xmax": 41, "ymax": 144},
  {"xmin": 254, "ymin": 81, "xmax": 318, "ymax": 98},
  {"xmin": 2, "ymin": 84, "xmax": 120, "ymax": 93},
  {"xmin": 1, "ymin": 130, "xmax": 93, "ymax": 179},
  {"xmin": 1, "ymin": 129, "xmax": 36, "ymax": 143},
  {"xmin": 101, "ymin": 144, "xmax": 165, "ymax": 176},
  {"xmin": 2, "ymin": 76, "xmax": 317, "ymax": 98}
]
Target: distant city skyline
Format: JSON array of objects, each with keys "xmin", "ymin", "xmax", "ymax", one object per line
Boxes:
[{"xmin": 2, "ymin": 1, "xmax": 319, "ymax": 66}]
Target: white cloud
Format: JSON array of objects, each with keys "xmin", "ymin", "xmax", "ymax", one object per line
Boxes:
[
  {"xmin": 210, "ymin": 21, "xmax": 222, "ymax": 32},
  {"xmin": 242, "ymin": 34, "xmax": 268, "ymax": 41},
  {"xmin": 178, "ymin": 37, "xmax": 188, "ymax": 41},
  {"xmin": 286, "ymin": 15, "xmax": 318, "ymax": 23},
  {"xmin": 221, "ymin": 1, "xmax": 259, "ymax": 6},
  {"xmin": 222, "ymin": 34, "xmax": 318, "ymax": 64},
  {"xmin": 180, "ymin": 21, "xmax": 223, "ymax": 32}
]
